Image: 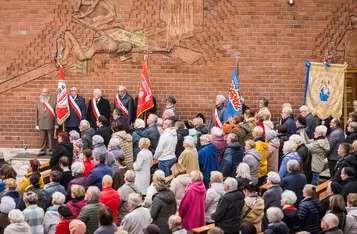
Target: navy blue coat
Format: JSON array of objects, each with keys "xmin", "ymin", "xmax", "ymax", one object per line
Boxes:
[
  {"xmin": 66, "ymin": 95, "xmax": 86, "ymax": 128},
  {"xmin": 221, "ymin": 142, "xmax": 243, "ymax": 177},
  {"xmin": 299, "ymin": 197, "xmax": 321, "ymax": 234},
  {"xmin": 282, "ymin": 116, "xmax": 297, "ymax": 136},
  {"xmin": 198, "ymin": 144, "xmax": 219, "ymax": 185},
  {"xmin": 280, "ymin": 172, "xmax": 307, "ymax": 207},
  {"xmin": 146, "ymin": 125, "xmax": 160, "ymax": 154},
  {"xmin": 88, "ymin": 164, "xmax": 113, "ymax": 190}
]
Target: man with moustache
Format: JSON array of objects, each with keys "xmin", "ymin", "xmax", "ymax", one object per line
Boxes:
[
  {"xmin": 66, "ymin": 87, "xmax": 86, "ymax": 133},
  {"xmin": 87, "ymin": 89, "xmax": 110, "ymax": 129}
]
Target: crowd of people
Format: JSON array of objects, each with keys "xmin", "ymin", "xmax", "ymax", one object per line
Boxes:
[{"xmin": 2, "ymin": 91, "xmax": 357, "ymax": 234}]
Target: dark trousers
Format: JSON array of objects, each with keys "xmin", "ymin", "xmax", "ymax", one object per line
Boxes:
[
  {"xmin": 39, "ymin": 129, "xmax": 54, "ymax": 154},
  {"xmin": 328, "ymin": 160, "xmax": 337, "ymax": 178},
  {"xmin": 66, "ymin": 127, "xmax": 80, "ymax": 134}
]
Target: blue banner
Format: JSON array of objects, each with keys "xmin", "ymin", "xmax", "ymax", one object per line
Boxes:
[{"xmin": 224, "ymin": 67, "xmax": 244, "ymax": 121}]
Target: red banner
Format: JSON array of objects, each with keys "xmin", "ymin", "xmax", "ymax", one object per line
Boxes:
[
  {"xmin": 56, "ymin": 66, "xmax": 69, "ymax": 125},
  {"xmin": 137, "ymin": 56, "xmax": 154, "ymax": 117}
]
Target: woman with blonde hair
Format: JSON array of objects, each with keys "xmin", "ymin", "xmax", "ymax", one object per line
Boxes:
[
  {"xmin": 133, "ymin": 138, "xmax": 153, "ymax": 195},
  {"xmin": 66, "ymin": 184, "xmax": 87, "ymax": 218},
  {"xmin": 205, "ymin": 171, "xmax": 225, "ymax": 224},
  {"xmin": 344, "ymin": 193, "xmax": 357, "ymax": 234},
  {"xmin": 236, "ymin": 162, "xmax": 251, "ymax": 191},
  {"xmin": 179, "ymin": 171, "xmax": 206, "ymax": 232}
]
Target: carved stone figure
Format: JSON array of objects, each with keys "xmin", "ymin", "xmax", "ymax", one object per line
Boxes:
[{"xmin": 337, "ymin": 16, "xmax": 357, "ymax": 67}]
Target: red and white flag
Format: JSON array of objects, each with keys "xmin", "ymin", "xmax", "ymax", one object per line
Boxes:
[
  {"xmin": 55, "ymin": 66, "xmax": 69, "ymax": 125},
  {"xmin": 137, "ymin": 55, "xmax": 154, "ymax": 118}
]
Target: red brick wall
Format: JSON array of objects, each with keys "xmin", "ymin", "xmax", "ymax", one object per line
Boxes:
[{"xmin": 0, "ymin": 0, "xmax": 356, "ymax": 148}]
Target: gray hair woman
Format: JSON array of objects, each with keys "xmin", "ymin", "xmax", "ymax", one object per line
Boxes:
[
  {"xmin": 4, "ymin": 209, "xmax": 31, "ymax": 234},
  {"xmin": 67, "ymin": 162, "xmax": 89, "ymax": 200},
  {"xmin": 177, "ymin": 135, "xmax": 199, "ymax": 174},
  {"xmin": 265, "ymin": 207, "xmax": 289, "ymax": 233},
  {"xmin": 281, "ymin": 190, "xmax": 300, "ymax": 233},
  {"xmin": 236, "ymin": 162, "xmax": 251, "ymax": 191},
  {"xmin": 0, "ymin": 196, "xmax": 16, "ymax": 233},
  {"xmin": 43, "ymin": 192, "xmax": 66, "ymax": 234}
]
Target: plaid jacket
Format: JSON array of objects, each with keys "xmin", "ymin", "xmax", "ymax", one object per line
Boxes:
[{"xmin": 23, "ymin": 204, "xmax": 44, "ymax": 234}]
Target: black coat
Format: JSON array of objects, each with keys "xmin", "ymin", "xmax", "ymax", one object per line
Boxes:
[
  {"xmin": 221, "ymin": 142, "xmax": 244, "ymax": 177},
  {"xmin": 211, "ymin": 190, "xmax": 244, "ymax": 233},
  {"xmin": 278, "ymin": 133, "xmax": 289, "ymax": 166},
  {"xmin": 81, "ymin": 127, "xmax": 95, "ymax": 150},
  {"xmin": 50, "ymin": 141, "xmax": 73, "ymax": 171},
  {"xmin": 0, "ymin": 212, "xmax": 9, "ymax": 234},
  {"xmin": 0, "ymin": 190, "xmax": 21, "ymax": 206},
  {"xmin": 114, "ymin": 94, "xmax": 135, "ymax": 125},
  {"xmin": 341, "ymin": 180, "xmax": 357, "ymax": 202},
  {"xmin": 305, "ymin": 113, "xmax": 316, "ymax": 139},
  {"xmin": 59, "ymin": 170, "xmax": 73, "ymax": 191},
  {"xmin": 175, "ymin": 129, "xmax": 189, "ymax": 158},
  {"xmin": 296, "ymin": 144, "xmax": 312, "ymax": 183},
  {"xmin": 151, "ymin": 189, "xmax": 177, "ymax": 234},
  {"xmin": 264, "ymin": 221, "xmax": 290, "ymax": 234},
  {"xmin": 281, "ymin": 172, "xmax": 307, "ymax": 207},
  {"xmin": 95, "ymin": 126, "xmax": 112, "ymax": 147},
  {"xmin": 66, "ymin": 95, "xmax": 86, "ymax": 128},
  {"xmin": 319, "ymin": 226, "xmax": 343, "ymax": 234},
  {"xmin": 283, "ymin": 207, "xmax": 301, "ymax": 234},
  {"xmin": 282, "ymin": 116, "xmax": 297, "ymax": 136},
  {"xmin": 299, "ymin": 197, "xmax": 322, "ymax": 234},
  {"xmin": 332, "ymin": 155, "xmax": 357, "ymax": 183},
  {"xmin": 87, "ymin": 97, "xmax": 111, "ymax": 129},
  {"xmin": 345, "ymin": 131, "xmax": 357, "ymax": 144},
  {"xmin": 146, "ymin": 125, "xmax": 160, "ymax": 154},
  {"xmin": 262, "ymin": 185, "xmax": 283, "ymax": 230}
]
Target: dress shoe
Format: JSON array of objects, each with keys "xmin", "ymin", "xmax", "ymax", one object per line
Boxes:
[{"xmin": 37, "ymin": 152, "xmax": 46, "ymax": 156}]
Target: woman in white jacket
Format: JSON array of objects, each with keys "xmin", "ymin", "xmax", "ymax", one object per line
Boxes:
[
  {"xmin": 205, "ymin": 171, "xmax": 225, "ymax": 224},
  {"xmin": 133, "ymin": 138, "xmax": 153, "ymax": 195}
]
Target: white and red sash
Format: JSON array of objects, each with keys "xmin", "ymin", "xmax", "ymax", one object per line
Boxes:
[
  {"xmin": 213, "ymin": 107, "xmax": 223, "ymax": 128},
  {"xmin": 92, "ymin": 98, "xmax": 101, "ymax": 120},
  {"xmin": 42, "ymin": 101, "xmax": 55, "ymax": 118},
  {"xmin": 68, "ymin": 95, "xmax": 82, "ymax": 119},
  {"xmin": 114, "ymin": 95, "xmax": 129, "ymax": 117},
  {"xmin": 161, "ymin": 107, "xmax": 166, "ymax": 120}
]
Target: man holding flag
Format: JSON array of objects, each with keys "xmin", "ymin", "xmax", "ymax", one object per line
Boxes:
[
  {"xmin": 136, "ymin": 55, "xmax": 154, "ymax": 120},
  {"xmin": 35, "ymin": 88, "xmax": 57, "ymax": 156},
  {"xmin": 66, "ymin": 87, "xmax": 86, "ymax": 133},
  {"xmin": 207, "ymin": 95, "xmax": 227, "ymax": 130}
]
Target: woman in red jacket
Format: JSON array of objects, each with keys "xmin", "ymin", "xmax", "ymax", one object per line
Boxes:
[{"xmin": 55, "ymin": 205, "xmax": 74, "ymax": 234}]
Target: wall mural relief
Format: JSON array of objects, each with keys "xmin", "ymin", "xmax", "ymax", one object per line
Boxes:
[
  {"xmin": 55, "ymin": 0, "xmax": 204, "ymax": 73},
  {"xmin": 337, "ymin": 16, "xmax": 357, "ymax": 68}
]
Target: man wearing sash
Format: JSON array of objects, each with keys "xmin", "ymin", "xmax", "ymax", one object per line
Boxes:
[
  {"xmin": 114, "ymin": 85, "xmax": 135, "ymax": 125},
  {"xmin": 87, "ymin": 89, "xmax": 110, "ymax": 129},
  {"xmin": 35, "ymin": 88, "xmax": 57, "ymax": 156},
  {"xmin": 66, "ymin": 87, "xmax": 86, "ymax": 133},
  {"xmin": 208, "ymin": 95, "xmax": 226, "ymax": 130}
]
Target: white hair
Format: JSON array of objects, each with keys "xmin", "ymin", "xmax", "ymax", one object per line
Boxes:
[
  {"xmin": 315, "ymin": 125, "xmax": 328, "ymax": 136},
  {"xmin": 283, "ymin": 140, "xmax": 296, "ymax": 152},
  {"xmin": 154, "ymin": 170, "xmax": 165, "ymax": 179},
  {"xmin": 200, "ymin": 134, "xmax": 212, "ymax": 143},
  {"xmin": 128, "ymin": 193, "xmax": 142, "ymax": 207},
  {"xmin": 287, "ymin": 159, "xmax": 300, "ymax": 172},
  {"xmin": 71, "ymin": 162, "xmax": 85, "ymax": 175},
  {"xmin": 93, "ymin": 89, "xmax": 102, "ymax": 95},
  {"xmin": 236, "ymin": 162, "xmax": 251, "ymax": 180},
  {"xmin": 87, "ymin": 186, "xmax": 101, "ymax": 201},
  {"xmin": 125, "ymin": 170, "xmax": 136, "ymax": 182},
  {"xmin": 281, "ymin": 190, "xmax": 297, "ymax": 205},
  {"xmin": 52, "ymin": 192, "xmax": 66, "ymax": 205},
  {"xmin": 69, "ymin": 130, "xmax": 80, "ymax": 140},
  {"xmin": 282, "ymin": 103, "xmax": 292, "ymax": 109},
  {"xmin": 211, "ymin": 127, "xmax": 223, "ymax": 137},
  {"xmin": 0, "ymin": 196, "xmax": 15, "ymax": 213},
  {"xmin": 183, "ymin": 135, "xmax": 195, "ymax": 147},
  {"xmin": 282, "ymin": 107, "xmax": 293, "ymax": 115},
  {"xmin": 80, "ymin": 120, "xmax": 90, "ymax": 130},
  {"xmin": 299, "ymin": 105, "xmax": 309, "ymax": 112},
  {"xmin": 148, "ymin": 114, "xmax": 158, "ymax": 123},
  {"xmin": 157, "ymin": 118, "xmax": 163, "ymax": 126},
  {"xmin": 253, "ymin": 126, "xmax": 263, "ymax": 136},
  {"xmin": 135, "ymin": 118, "xmax": 146, "ymax": 129},
  {"xmin": 118, "ymin": 85, "xmax": 127, "ymax": 91},
  {"xmin": 323, "ymin": 213, "xmax": 339, "ymax": 229},
  {"xmin": 8, "ymin": 209, "xmax": 25, "ymax": 223},
  {"xmin": 224, "ymin": 177, "xmax": 238, "ymax": 191},
  {"xmin": 267, "ymin": 207, "xmax": 284, "ymax": 223},
  {"xmin": 289, "ymin": 134, "xmax": 303, "ymax": 145}
]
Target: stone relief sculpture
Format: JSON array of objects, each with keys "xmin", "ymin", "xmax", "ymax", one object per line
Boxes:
[
  {"xmin": 55, "ymin": 0, "xmax": 204, "ymax": 72},
  {"xmin": 337, "ymin": 15, "xmax": 357, "ymax": 68}
]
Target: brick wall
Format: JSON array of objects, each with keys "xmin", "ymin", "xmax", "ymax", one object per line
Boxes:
[{"xmin": 0, "ymin": 0, "xmax": 356, "ymax": 148}]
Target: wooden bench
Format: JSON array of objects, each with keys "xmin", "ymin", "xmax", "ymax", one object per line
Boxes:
[
  {"xmin": 316, "ymin": 180, "xmax": 330, "ymax": 200},
  {"xmin": 192, "ymin": 224, "xmax": 215, "ymax": 234},
  {"xmin": 259, "ymin": 183, "xmax": 268, "ymax": 196}
]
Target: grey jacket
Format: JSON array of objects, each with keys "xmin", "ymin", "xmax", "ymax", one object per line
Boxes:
[
  {"xmin": 327, "ymin": 127, "xmax": 345, "ymax": 161},
  {"xmin": 43, "ymin": 205, "xmax": 60, "ymax": 234},
  {"xmin": 205, "ymin": 183, "xmax": 225, "ymax": 223},
  {"xmin": 243, "ymin": 149, "xmax": 262, "ymax": 185},
  {"xmin": 120, "ymin": 206, "xmax": 151, "ymax": 234},
  {"xmin": 4, "ymin": 222, "xmax": 31, "ymax": 234},
  {"xmin": 82, "ymin": 128, "xmax": 95, "ymax": 149},
  {"xmin": 344, "ymin": 208, "xmax": 357, "ymax": 234},
  {"xmin": 118, "ymin": 183, "xmax": 142, "ymax": 223},
  {"xmin": 44, "ymin": 182, "xmax": 66, "ymax": 201}
]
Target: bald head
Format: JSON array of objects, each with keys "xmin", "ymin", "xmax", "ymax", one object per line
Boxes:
[
  {"xmin": 321, "ymin": 213, "xmax": 339, "ymax": 230},
  {"xmin": 102, "ymin": 175, "xmax": 113, "ymax": 187},
  {"xmin": 168, "ymin": 215, "xmax": 182, "ymax": 231},
  {"xmin": 41, "ymin": 88, "xmax": 49, "ymax": 97}
]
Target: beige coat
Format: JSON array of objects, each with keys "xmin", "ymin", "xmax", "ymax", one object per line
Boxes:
[
  {"xmin": 35, "ymin": 98, "xmax": 56, "ymax": 130},
  {"xmin": 267, "ymin": 138, "xmax": 280, "ymax": 173},
  {"xmin": 242, "ymin": 195, "xmax": 265, "ymax": 233},
  {"xmin": 110, "ymin": 131, "xmax": 133, "ymax": 169},
  {"xmin": 178, "ymin": 147, "xmax": 199, "ymax": 173}
]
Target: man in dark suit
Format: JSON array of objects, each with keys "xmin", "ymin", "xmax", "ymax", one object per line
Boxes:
[
  {"xmin": 87, "ymin": 89, "xmax": 110, "ymax": 129},
  {"xmin": 114, "ymin": 85, "xmax": 135, "ymax": 126},
  {"xmin": 66, "ymin": 87, "xmax": 86, "ymax": 133}
]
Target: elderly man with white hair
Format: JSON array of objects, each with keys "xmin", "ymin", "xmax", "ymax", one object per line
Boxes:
[
  {"xmin": 4, "ymin": 209, "xmax": 31, "ymax": 234},
  {"xmin": 281, "ymin": 190, "xmax": 300, "ymax": 233},
  {"xmin": 87, "ymin": 89, "xmax": 110, "ymax": 129},
  {"xmin": 120, "ymin": 193, "xmax": 151, "ymax": 234},
  {"xmin": 281, "ymin": 106, "xmax": 296, "ymax": 136},
  {"xmin": 43, "ymin": 192, "xmax": 66, "ymax": 234},
  {"xmin": 326, "ymin": 118, "xmax": 345, "ymax": 178},
  {"xmin": 211, "ymin": 177, "xmax": 244, "ymax": 234},
  {"xmin": 320, "ymin": 213, "xmax": 343, "ymax": 234},
  {"xmin": 264, "ymin": 207, "xmax": 289, "ymax": 234},
  {"xmin": 290, "ymin": 134, "xmax": 312, "ymax": 183},
  {"xmin": 23, "ymin": 191, "xmax": 45, "ymax": 234},
  {"xmin": 302, "ymin": 125, "xmax": 330, "ymax": 185},
  {"xmin": 0, "ymin": 196, "xmax": 16, "ymax": 232},
  {"xmin": 67, "ymin": 162, "xmax": 89, "ymax": 200},
  {"xmin": 278, "ymin": 140, "xmax": 301, "ymax": 179},
  {"xmin": 114, "ymin": 85, "xmax": 135, "ymax": 125},
  {"xmin": 281, "ymin": 159, "xmax": 307, "ymax": 207},
  {"xmin": 299, "ymin": 105, "xmax": 316, "ymax": 138},
  {"xmin": 178, "ymin": 135, "xmax": 199, "ymax": 174},
  {"xmin": 146, "ymin": 114, "xmax": 160, "ymax": 154},
  {"xmin": 66, "ymin": 86, "xmax": 86, "ymax": 133},
  {"xmin": 198, "ymin": 134, "xmax": 219, "ymax": 187},
  {"xmin": 208, "ymin": 95, "xmax": 227, "ymax": 130},
  {"xmin": 79, "ymin": 120, "xmax": 95, "ymax": 149}
]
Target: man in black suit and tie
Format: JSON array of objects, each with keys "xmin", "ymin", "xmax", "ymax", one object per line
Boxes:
[
  {"xmin": 114, "ymin": 85, "xmax": 135, "ymax": 126},
  {"xmin": 87, "ymin": 89, "xmax": 110, "ymax": 129},
  {"xmin": 66, "ymin": 87, "xmax": 86, "ymax": 133}
]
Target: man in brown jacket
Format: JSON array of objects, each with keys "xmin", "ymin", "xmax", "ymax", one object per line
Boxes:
[{"xmin": 35, "ymin": 88, "xmax": 57, "ymax": 156}]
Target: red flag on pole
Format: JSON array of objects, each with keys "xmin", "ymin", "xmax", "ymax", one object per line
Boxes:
[
  {"xmin": 137, "ymin": 55, "xmax": 154, "ymax": 118},
  {"xmin": 56, "ymin": 66, "xmax": 70, "ymax": 125}
]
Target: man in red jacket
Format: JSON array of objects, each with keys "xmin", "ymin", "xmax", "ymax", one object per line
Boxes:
[
  {"xmin": 99, "ymin": 175, "xmax": 120, "ymax": 225},
  {"xmin": 55, "ymin": 205, "xmax": 74, "ymax": 234}
]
